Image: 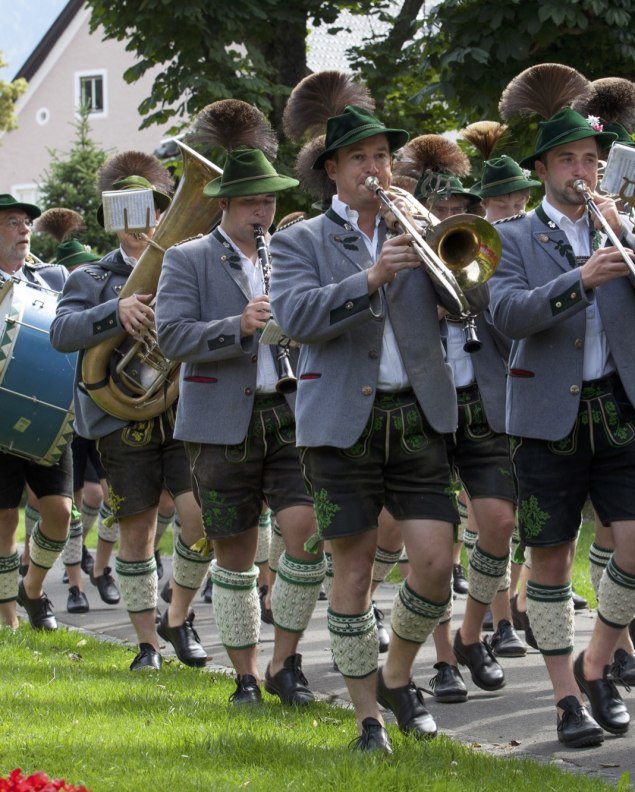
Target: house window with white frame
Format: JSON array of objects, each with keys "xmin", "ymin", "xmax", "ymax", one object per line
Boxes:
[{"xmin": 75, "ymin": 70, "xmax": 107, "ymax": 117}]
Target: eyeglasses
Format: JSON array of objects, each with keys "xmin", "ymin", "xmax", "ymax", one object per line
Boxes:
[{"xmin": 0, "ymin": 218, "xmax": 34, "ymax": 230}]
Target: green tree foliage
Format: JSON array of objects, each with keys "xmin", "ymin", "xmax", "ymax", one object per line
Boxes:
[
  {"xmin": 31, "ymin": 107, "xmax": 116, "ymax": 262},
  {"xmin": 0, "ymin": 53, "xmax": 27, "ymax": 134},
  {"xmin": 420, "ymin": 0, "xmax": 635, "ymax": 159}
]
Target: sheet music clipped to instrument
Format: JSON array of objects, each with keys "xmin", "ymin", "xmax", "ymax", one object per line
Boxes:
[
  {"xmin": 601, "ymin": 143, "xmax": 635, "ymax": 196},
  {"xmin": 101, "ymin": 189, "xmax": 157, "ymax": 232}
]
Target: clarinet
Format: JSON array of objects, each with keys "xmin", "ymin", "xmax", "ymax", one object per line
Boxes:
[{"xmin": 253, "ymin": 224, "xmax": 297, "ymax": 394}]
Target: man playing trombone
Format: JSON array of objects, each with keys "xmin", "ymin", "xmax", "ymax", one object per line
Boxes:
[
  {"xmin": 269, "ymin": 77, "xmax": 460, "ymax": 753},
  {"xmin": 489, "ymin": 106, "xmax": 635, "ymax": 748}
]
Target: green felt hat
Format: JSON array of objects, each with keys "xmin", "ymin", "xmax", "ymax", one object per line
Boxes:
[
  {"xmin": 312, "ymin": 105, "xmax": 409, "ymax": 170},
  {"xmin": 415, "ymin": 172, "xmax": 481, "ymax": 205},
  {"xmin": 603, "ymin": 122, "xmax": 635, "ymax": 149},
  {"xmin": 97, "ymin": 175, "xmax": 172, "ymax": 227},
  {"xmin": 55, "ymin": 239, "xmax": 101, "ymax": 270},
  {"xmin": 476, "ymin": 156, "xmax": 541, "ymax": 198},
  {"xmin": 203, "ymin": 149, "xmax": 298, "ymax": 197},
  {"xmin": 519, "ymin": 108, "xmax": 618, "ymax": 170},
  {"xmin": 0, "ymin": 193, "xmax": 41, "ymax": 220}
]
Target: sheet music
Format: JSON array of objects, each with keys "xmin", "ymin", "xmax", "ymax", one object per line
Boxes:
[
  {"xmin": 601, "ymin": 143, "xmax": 635, "ymax": 196},
  {"xmin": 101, "ymin": 189, "xmax": 157, "ymax": 232}
]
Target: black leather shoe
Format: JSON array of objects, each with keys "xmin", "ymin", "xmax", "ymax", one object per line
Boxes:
[
  {"xmin": 350, "ymin": 717, "xmax": 393, "ymax": 754},
  {"xmin": 160, "ymin": 580, "xmax": 172, "ymax": 604},
  {"xmin": 572, "ymin": 589, "xmax": 588, "ymax": 611},
  {"xmin": 130, "ymin": 643, "xmax": 162, "ymax": 671},
  {"xmin": 17, "ymin": 580, "xmax": 57, "ymax": 630},
  {"xmin": 427, "ymin": 662, "xmax": 468, "ymax": 703},
  {"xmin": 377, "ymin": 668, "xmax": 437, "ymax": 738},
  {"xmin": 259, "ymin": 584, "xmax": 274, "ymax": 625},
  {"xmin": 557, "ymin": 695, "xmax": 604, "ymax": 748},
  {"xmin": 67, "ymin": 586, "xmax": 89, "ymax": 614},
  {"xmin": 318, "ymin": 585, "xmax": 328, "ymax": 601},
  {"xmin": 19, "ymin": 562, "xmax": 28, "ymax": 578},
  {"xmin": 229, "ymin": 674, "xmax": 262, "ymax": 705},
  {"xmin": 81, "ymin": 544, "xmax": 95, "ymax": 576},
  {"xmin": 510, "ymin": 594, "xmax": 538, "ymax": 650},
  {"xmin": 157, "ymin": 609, "xmax": 207, "ymax": 667},
  {"xmin": 373, "ymin": 601, "xmax": 390, "ymax": 653},
  {"xmin": 453, "ymin": 629, "xmax": 505, "ymax": 691},
  {"xmin": 452, "ymin": 564, "xmax": 469, "ymax": 595},
  {"xmin": 482, "ymin": 609, "xmax": 493, "ymax": 630},
  {"xmin": 90, "ymin": 566, "xmax": 121, "ymax": 604},
  {"xmin": 610, "ymin": 648, "xmax": 635, "ymax": 686},
  {"xmin": 574, "ymin": 652, "xmax": 630, "ymax": 734},
  {"xmin": 490, "ymin": 619, "xmax": 527, "ymax": 657},
  {"xmin": 62, "ymin": 569, "xmax": 69, "ymax": 584},
  {"xmin": 154, "ymin": 550, "xmax": 163, "ymax": 581},
  {"xmin": 202, "ymin": 576, "xmax": 213, "ymax": 604},
  {"xmin": 265, "ymin": 653, "xmax": 314, "ymax": 705}
]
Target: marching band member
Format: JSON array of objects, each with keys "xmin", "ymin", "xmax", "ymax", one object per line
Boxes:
[
  {"xmin": 0, "ymin": 194, "xmax": 71, "ymax": 631},
  {"xmin": 270, "ymin": 72, "xmax": 459, "ymax": 753},
  {"xmin": 156, "ymin": 100, "xmax": 324, "ymax": 706},
  {"xmin": 490, "ymin": 64, "xmax": 635, "ymax": 747},
  {"xmin": 50, "ymin": 154, "xmax": 210, "ymax": 670}
]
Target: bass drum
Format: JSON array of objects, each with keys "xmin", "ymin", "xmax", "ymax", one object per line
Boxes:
[{"xmin": 0, "ymin": 278, "xmax": 77, "ymax": 466}]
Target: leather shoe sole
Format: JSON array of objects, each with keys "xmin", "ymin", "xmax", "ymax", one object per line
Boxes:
[{"xmin": 574, "ymin": 652, "xmax": 629, "ymax": 735}]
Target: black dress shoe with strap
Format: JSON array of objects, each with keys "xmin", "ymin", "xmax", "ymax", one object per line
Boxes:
[
  {"xmin": 229, "ymin": 674, "xmax": 262, "ymax": 705},
  {"xmin": 130, "ymin": 643, "xmax": 162, "ymax": 671},
  {"xmin": 556, "ymin": 695, "xmax": 604, "ymax": 748},
  {"xmin": 17, "ymin": 580, "xmax": 57, "ymax": 630},
  {"xmin": 90, "ymin": 567, "xmax": 121, "ymax": 605},
  {"xmin": 350, "ymin": 717, "xmax": 393, "ymax": 754},
  {"xmin": 427, "ymin": 662, "xmax": 468, "ymax": 703},
  {"xmin": 265, "ymin": 654, "xmax": 314, "ymax": 705},
  {"xmin": 574, "ymin": 652, "xmax": 630, "ymax": 735},
  {"xmin": 377, "ymin": 668, "xmax": 437, "ymax": 738},
  {"xmin": 157, "ymin": 609, "xmax": 207, "ymax": 667},
  {"xmin": 67, "ymin": 586, "xmax": 90, "ymax": 614},
  {"xmin": 453, "ymin": 629, "xmax": 505, "ymax": 691}
]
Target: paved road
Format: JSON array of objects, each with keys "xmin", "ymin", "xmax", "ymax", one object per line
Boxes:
[{"xmin": 20, "ymin": 554, "xmax": 635, "ymax": 786}]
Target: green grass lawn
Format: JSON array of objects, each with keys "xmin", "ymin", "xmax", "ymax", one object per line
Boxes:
[{"xmin": 0, "ymin": 627, "xmax": 623, "ymax": 792}]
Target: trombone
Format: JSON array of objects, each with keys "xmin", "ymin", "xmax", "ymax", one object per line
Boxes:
[
  {"xmin": 365, "ymin": 177, "xmax": 501, "ymax": 351},
  {"xmin": 574, "ymin": 179, "xmax": 635, "ymax": 280}
]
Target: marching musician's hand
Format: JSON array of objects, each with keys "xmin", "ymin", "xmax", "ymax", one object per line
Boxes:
[
  {"xmin": 588, "ymin": 191, "xmax": 623, "ymax": 239},
  {"xmin": 367, "ymin": 234, "xmax": 421, "ymax": 293},
  {"xmin": 579, "ymin": 245, "xmax": 634, "ymax": 290},
  {"xmin": 241, "ymin": 294, "xmax": 271, "ymax": 336},
  {"xmin": 118, "ymin": 293, "xmax": 154, "ymax": 337},
  {"xmin": 379, "ymin": 193, "xmax": 412, "ymax": 232}
]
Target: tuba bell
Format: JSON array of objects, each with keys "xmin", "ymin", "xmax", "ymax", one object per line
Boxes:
[{"xmin": 81, "ymin": 141, "xmax": 223, "ymax": 420}]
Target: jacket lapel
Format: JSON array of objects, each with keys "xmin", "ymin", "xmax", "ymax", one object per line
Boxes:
[
  {"xmin": 531, "ymin": 206, "xmax": 578, "ymax": 273},
  {"xmin": 212, "ymin": 228, "xmax": 251, "ymax": 301},
  {"xmin": 324, "ymin": 208, "xmax": 382, "ymax": 273}
]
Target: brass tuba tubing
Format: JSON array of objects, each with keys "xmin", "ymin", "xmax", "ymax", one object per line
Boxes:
[
  {"xmin": 81, "ymin": 140, "xmax": 223, "ymax": 420},
  {"xmin": 574, "ymin": 179, "xmax": 635, "ymax": 279}
]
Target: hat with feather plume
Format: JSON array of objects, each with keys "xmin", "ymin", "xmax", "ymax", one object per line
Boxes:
[
  {"xmin": 499, "ymin": 63, "xmax": 617, "ymax": 170},
  {"xmin": 96, "ymin": 151, "xmax": 174, "ymax": 226},
  {"xmin": 189, "ymin": 99, "xmax": 297, "ymax": 197},
  {"xmin": 571, "ymin": 77, "xmax": 635, "ymax": 149},
  {"xmin": 393, "ymin": 134, "xmax": 478, "ymax": 204},
  {"xmin": 282, "ymin": 71, "xmax": 408, "ymax": 170},
  {"xmin": 460, "ymin": 122, "xmax": 541, "ymax": 197},
  {"xmin": 34, "ymin": 207, "xmax": 101, "ymax": 269}
]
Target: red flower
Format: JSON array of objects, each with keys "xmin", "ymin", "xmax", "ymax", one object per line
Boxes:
[{"xmin": 0, "ymin": 769, "xmax": 91, "ymax": 792}]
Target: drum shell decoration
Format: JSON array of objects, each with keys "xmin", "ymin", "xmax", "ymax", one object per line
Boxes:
[{"xmin": 0, "ymin": 279, "xmax": 77, "ymax": 466}]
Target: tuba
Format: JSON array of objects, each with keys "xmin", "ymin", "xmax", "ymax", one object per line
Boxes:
[
  {"xmin": 81, "ymin": 140, "xmax": 223, "ymax": 420},
  {"xmin": 365, "ymin": 178, "xmax": 501, "ymax": 350}
]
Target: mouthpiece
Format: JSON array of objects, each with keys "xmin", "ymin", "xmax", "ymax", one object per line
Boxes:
[
  {"xmin": 365, "ymin": 176, "xmax": 380, "ymax": 193},
  {"xmin": 573, "ymin": 179, "xmax": 587, "ymax": 194}
]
